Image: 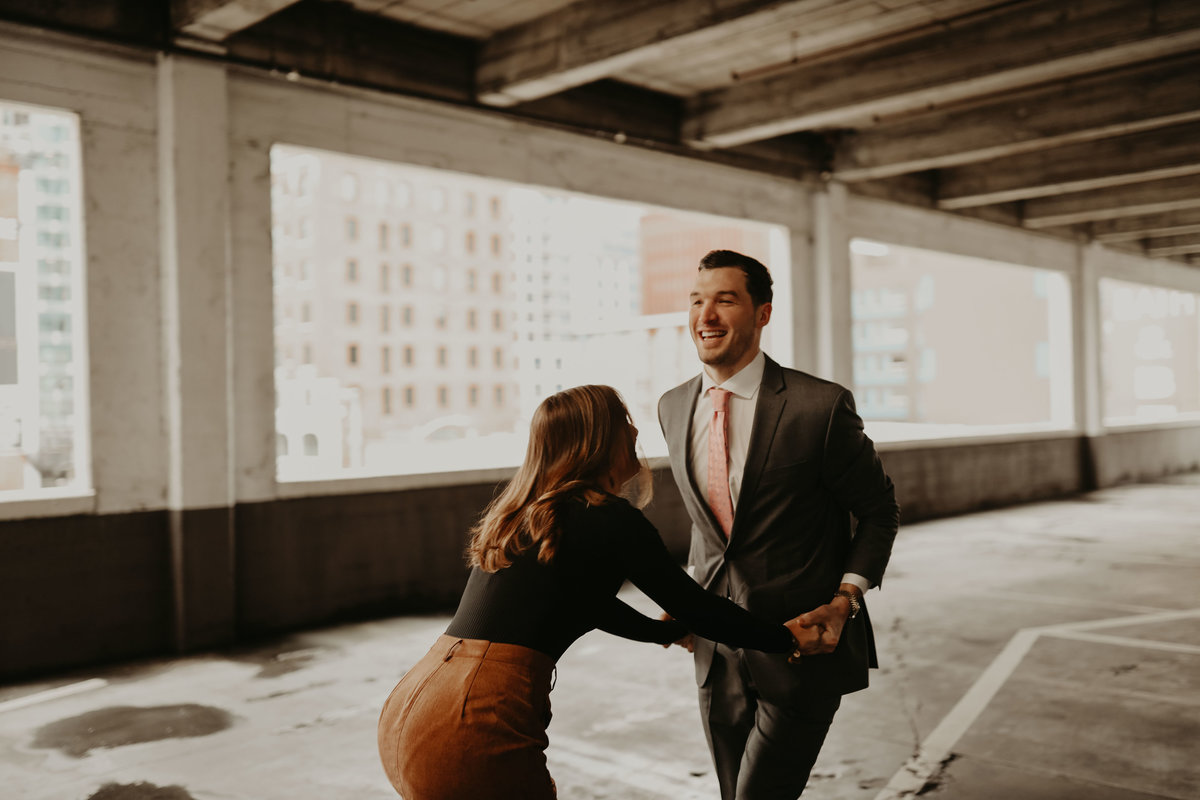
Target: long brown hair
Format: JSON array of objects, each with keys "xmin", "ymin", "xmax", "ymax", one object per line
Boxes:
[{"xmin": 467, "ymin": 385, "xmax": 649, "ymax": 571}]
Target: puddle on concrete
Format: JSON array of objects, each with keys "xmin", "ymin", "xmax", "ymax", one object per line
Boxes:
[
  {"xmin": 32, "ymin": 704, "xmax": 235, "ymax": 758},
  {"xmin": 85, "ymin": 782, "xmax": 196, "ymax": 800}
]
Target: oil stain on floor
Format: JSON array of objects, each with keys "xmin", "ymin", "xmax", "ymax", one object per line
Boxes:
[
  {"xmin": 32, "ymin": 704, "xmax": 235, "ymax": 757},
  {"xmin": 85, "ymin": 782, "xmax": 196, "ymax": 800}
]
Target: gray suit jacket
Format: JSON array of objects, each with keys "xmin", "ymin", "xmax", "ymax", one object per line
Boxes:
[{"xmin": 658, "ymin": 355, "xmax": 899, "ymax": 700}]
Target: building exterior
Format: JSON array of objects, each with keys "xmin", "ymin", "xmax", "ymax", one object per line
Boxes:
[
  {"xmin": 270, "ymin": 147, "xmax": 519, "ymax": 476},
  {"xmin": 0, "ymin": 105, "xmax": 85, "ymax": 492},
  {"xmin": 850, "ymin": 241, "xmax": 1073, "ymax": 434}
]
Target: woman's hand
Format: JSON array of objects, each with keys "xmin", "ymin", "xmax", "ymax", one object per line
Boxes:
[
  {"xmin": 659, "ymin": 612, "xmax": 695, "ymax": 652},
  {"xmin": 784, "ymin": 616, "xmax": 824, "ymax": 660}
]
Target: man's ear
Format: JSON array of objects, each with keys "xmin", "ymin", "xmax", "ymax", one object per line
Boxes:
[{"xmin": 757, "ymin": 302, "xmax": 773, "ymax": 328}]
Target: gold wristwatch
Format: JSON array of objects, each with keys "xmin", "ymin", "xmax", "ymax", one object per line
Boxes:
[{"xmin": 833, "ymin": 589, "xmax": 861, "ymax": 619}]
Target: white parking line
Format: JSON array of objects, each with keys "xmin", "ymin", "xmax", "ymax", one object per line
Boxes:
[
  {"xmin": 0, "ymin": 678, "xmax": 108, "ymax": 714},
  {"xmin": 873, "ymin": 608, "xmax": 1200, "ymax": 800},
  {"xmin": 1045, "ymin": 629, "xmax": 1200, "ymax": 655}
]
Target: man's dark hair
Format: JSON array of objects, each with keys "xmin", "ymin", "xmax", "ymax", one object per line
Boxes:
[{"xmin": 698, "ymin": 249, "xmax": 773, "ymax": 306}]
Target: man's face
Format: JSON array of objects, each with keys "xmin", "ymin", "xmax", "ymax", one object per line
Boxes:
[{"xmin": 689, "ymin": 267, "xmax": 771, "ymax": 377}]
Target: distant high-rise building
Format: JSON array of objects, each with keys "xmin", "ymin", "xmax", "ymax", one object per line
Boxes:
[
  {"xmin": 270, "ymin": 147, "xmax": 519, "ymax": 475},
  {"xmin": 0, "ymin": 105, "xmax": 84, "ymax": 491},
  {"xmin": 639, "ymin": 213, "xmax": 772, "ymax": 315}
]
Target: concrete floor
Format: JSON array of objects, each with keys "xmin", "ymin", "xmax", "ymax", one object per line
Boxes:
[{"xmin": 2, "ymin": 475, "xmax": 1198, "ymax": 800}]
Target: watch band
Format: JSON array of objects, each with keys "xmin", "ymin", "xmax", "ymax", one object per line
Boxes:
[{"xmin": 833, "ymin": 589, "xmax": 861, "ymax": 619}]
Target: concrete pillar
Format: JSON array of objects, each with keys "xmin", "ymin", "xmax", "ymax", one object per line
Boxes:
[
  {"xmin": 811, "ymin": 182, "xmax": 853, "ymax": 386},
  {"xmin": 1073, "ymin": 241, "xmax": 1104, "ymax": 437},
  {"xmin": 158, "ymin": 54, "xmax": 236, "ymax": 651}
]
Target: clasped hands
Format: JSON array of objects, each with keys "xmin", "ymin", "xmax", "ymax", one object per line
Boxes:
[{"xmin": 660, "ymin": 594, "xmax": 854, "ymax": 659}]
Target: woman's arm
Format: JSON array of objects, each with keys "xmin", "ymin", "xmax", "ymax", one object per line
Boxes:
[
  {"xmin": 594, "ymin": 595, "xmax": 687, "ymax": 644},
  {"xmin": 622, "ymin": 515, "xmax": 794, "ymax": 654}
]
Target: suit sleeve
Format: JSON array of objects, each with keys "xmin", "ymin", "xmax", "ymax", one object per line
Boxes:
[{"xmin": 821, "ymin": 389, "xmax": 900, "ymax": 587}]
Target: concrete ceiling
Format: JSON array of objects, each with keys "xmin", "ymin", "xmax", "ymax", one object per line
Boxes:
[{"xmin": 3, "ymin": 0, "xmax": 1199, "ymax": 266}]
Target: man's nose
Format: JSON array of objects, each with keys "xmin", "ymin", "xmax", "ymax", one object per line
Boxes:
[{"xmin": 700, "ymin": 301, "xmax": 719, "ymax": 321}]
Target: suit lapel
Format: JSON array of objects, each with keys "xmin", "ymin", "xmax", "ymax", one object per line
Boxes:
[
  {"xmin": 730, "ymin": 356, "xmax": 787, "ymax": 543},
  {"xmin": 666, "ymin": 376, "xmax": 726, "ymax": 543}
]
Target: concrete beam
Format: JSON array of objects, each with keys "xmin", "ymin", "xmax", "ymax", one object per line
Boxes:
[
  {"xmin": 1144, "ymin": 233, "xmax": 1200, "ymax": 258},
  {"xmin": 1023, "ymin": 175, "xmax": 1200, "ymax": 229},
  {"xmin": 173, "ymin": 0, "xmax": 300, "ymax": 41},
  {"xmin": 937, "ymin": 122, "xmax": 1200, "ymax": 209},
  {"xmin": 1090, "ymin": 208, "xmax": 1200, "ymax": 243},
  {"xmin": 683, "ymin": 0, "xmax": 1200, "ymax": 148},
  {"xmin": 833, "ymin": 54, "xmax": 1200, "ymax": 181},
  {"xmin": 476, "ymin": 0, "xmax": 799, "ymax": 107}
]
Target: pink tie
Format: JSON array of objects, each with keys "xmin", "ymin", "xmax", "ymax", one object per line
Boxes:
[{"xmin": 707, "ymin": 388, "xmax": 734, "ymax": 538}]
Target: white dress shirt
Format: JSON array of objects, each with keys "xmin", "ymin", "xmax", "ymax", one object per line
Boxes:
[{"xmin": 689, "ymin": 350, "xmax": 870, "ymax": 594}]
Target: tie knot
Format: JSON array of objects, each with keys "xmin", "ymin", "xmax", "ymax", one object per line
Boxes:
[{"xmin": 709, "ymin": 387, "xmax": 731, "ymax": 413}]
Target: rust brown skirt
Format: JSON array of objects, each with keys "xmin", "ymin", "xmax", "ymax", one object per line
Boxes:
[{"xmin": 378, "ymin": 635, "xmax": 557, "ymax": 800}]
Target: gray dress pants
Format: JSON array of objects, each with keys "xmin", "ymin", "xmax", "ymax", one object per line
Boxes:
[{"xmin": 699, "ymin": 642, "xmax": 842, "ymax": 800}]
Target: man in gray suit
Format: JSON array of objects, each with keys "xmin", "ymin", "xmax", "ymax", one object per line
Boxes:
[{"xmin": 658, "ymin": 250, "xmax": 899, "ymax": 799}]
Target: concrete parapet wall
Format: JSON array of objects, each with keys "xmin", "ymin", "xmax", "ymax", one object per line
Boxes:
[{"xmin": 1, "ymin": 427, "xmax": 1197, "ymax": 680}]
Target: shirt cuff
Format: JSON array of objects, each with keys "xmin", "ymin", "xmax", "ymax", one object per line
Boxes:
[{"xmin": 840, "ymin": 573, "xmax": 870, "ymax": 594}]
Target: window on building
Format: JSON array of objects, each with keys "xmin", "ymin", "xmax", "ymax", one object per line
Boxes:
[
  {"xmin": 467, "ymin": 309, "xmax": 478, "ymax": 330},
  {"xmin": 345, "ymin": 217, "xmax": 358, "ymax": 241},
  {"xmin": 437, "ymin": 385, "xmax": 449, "ymax": 407},
  {"xmin": 347, "ymin": 343, "xmax": 359, "ymax": 365},
  {"xmin": 469, "ymin": 385, "xmax": 479, "ymax": 407},
  {"xmin": 437, "ymin": 346, "xmax": 447, "ymax": 367},
  {"xmin": 380, "ymin": 263, "xmax": 390, "ymax": 292},
  {"xmin": 1100, "ymin": 279, "xmax": 1199, "ymax": 425},
  {"xmin": 490, "ymin": 234, "xmax": 502, "ymax": 256},
  {"xmin": 849, "ymin": 239, "xmax": 1073, "ymax": 441},
  {"xmin": 303, "ymin": 433, "xmax": 319, "ymax": 456},
  {"xmin": 404, "ymin": 386, "xmax": 415, "ymax": 407},
  {"xmin": 345, "ymin": 258, "xmax": 358, "ymax": 282},
  {"xmin": 381, "ymin": 345, "xmax": 391, "ymax": 374},
  {"xmin": 403, "ymin": 345, "xmax": 413, "ymax": 366},
  {"xmin": 380, "ymin": 306, "xmax": 390, "ymax": 333},
  {"xmin": 340, "ymin": 173, "xmax": 358, "ymax": 202},
  {"xmin": 466, "ymin": 269, "xmax": 477, "ymax": 292},
  {"xmin": 379, "ymin": 223, "xmax": 389, "ymax": 251},
  {"xmin": 467, "ymin": 347, "xmax": 478, "ymax": 368},
  {"xmin": 401, "ymin": 263, "xmax": 413, "ymax": 287},
  {"xmin": 346, "ymin": 302, "xmax": 358, "ymax": 324},
  {"xmin": 401, "ymin": 305, "xmax": 413, "ymax": 327},
  {"xmin": 382, "ymin": 386, "xmax": 392, "ymax": 415},
  {"xmin": 465, "ymin": 231, "xmax": 476, "ymax": 253},
  {"xmin": 0, "ymin": 101, "xmax": 89, "ymax": 498},
  {"xmin": 400, "ymin": 224, "xmax": 411, "ymax": 247}
]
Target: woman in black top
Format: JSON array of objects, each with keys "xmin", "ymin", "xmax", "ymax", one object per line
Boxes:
[{"xmin": 377, "ymin": 385, "xmax": 807, "ymax": 800}]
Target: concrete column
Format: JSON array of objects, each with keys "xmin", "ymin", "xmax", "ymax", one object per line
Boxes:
[
  {"xmin": 158, "ymin": 54, "xmax": 236, "ymax": 652},
  {"xmin": 1073, "ymin": 241, "xmax": 1104, "ymax": 437},
  {"xmin": 811, "ymin": 182, "xmax": 853, "ymax": 386},
  {"xmin": 779, "ymin": 225, "xmax": 814, "ymax": 372}
]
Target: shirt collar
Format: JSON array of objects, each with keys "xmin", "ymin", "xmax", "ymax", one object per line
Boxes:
[{"xmin": 700, "ymin": 350, "xmax": 766, "ymax": 400}]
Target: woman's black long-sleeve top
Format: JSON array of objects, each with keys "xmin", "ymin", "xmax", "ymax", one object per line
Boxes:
[{"xmin": 444, "ymin": 495, "xmax": 794, "ymax": 661}]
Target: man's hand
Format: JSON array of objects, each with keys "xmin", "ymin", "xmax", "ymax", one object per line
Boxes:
[
  {"xmin": 784, "ymin": 616, "xmax": 822, "ymax": 657},
  {"xmin": 788, "ymin": 587, "xmax": 859, "ymax": 655},
  {"xmin": 659, "ymin": 612, "xmax": 695, "ymax": 652}
]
